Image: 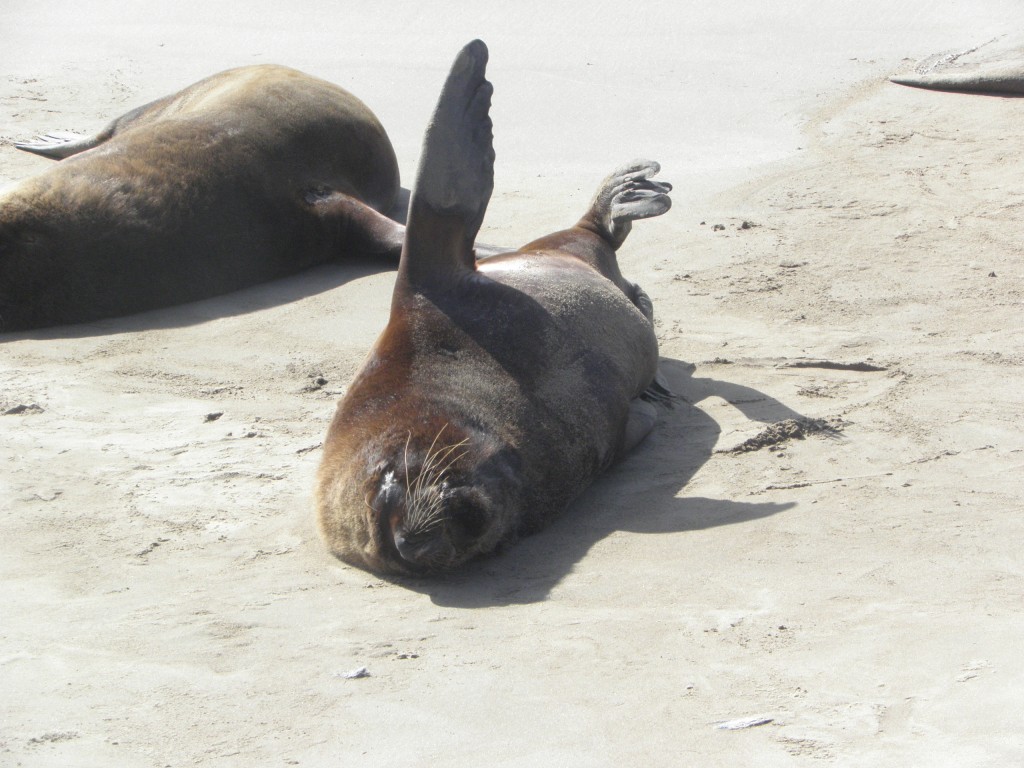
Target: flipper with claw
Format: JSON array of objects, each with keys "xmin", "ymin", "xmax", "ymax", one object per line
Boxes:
[
  {"xmin": 640, "ymin": 368, "xmax": 676, "ymax": 406},
  {"xmin": 15, "ymin": 130, "xmax": 104, "ymax": 160},
  {"xmin": 400, "ymin": 39, "xmax": 495, "ymax": 286},
  {"xmin": 583, "ymin": 160, "xmax": 672, "ymax": 249}
]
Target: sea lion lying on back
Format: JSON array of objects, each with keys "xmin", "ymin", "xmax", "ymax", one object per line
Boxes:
[
  {"xmin": 0, "ymin": 65, "xmax": 405, "ymax": 331},
  {"xmin": 315, "ymin": 40, "xmax": 673, "ymax": 575}
]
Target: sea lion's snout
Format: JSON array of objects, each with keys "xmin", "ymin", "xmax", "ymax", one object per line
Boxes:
[
  {"xmin": 392, "ymin": 523, "xmax": 456, "ymax": 570},
  {"xmin": 389, "ymin": 483, "xmax": 484, "ymax": 571},
  {"xmin": 366, "ymin": 463, "xmax": 499, "ymax": 574}
]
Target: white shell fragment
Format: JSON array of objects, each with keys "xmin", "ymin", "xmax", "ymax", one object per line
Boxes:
[
  {"xmin": 714, "ymin": 716, "xmax": 774, "ymax": 730},
  {"xmin": 336, "ymin": 667, "xmax": 370, "ymax": 679}
]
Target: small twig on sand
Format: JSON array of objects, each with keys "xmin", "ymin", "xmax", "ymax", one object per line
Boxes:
[
  {"xmin": 761, "ymin": 471, "xmax": 893, "ymax": 492},
  {"xmin": 777, "ymin": 359, "xmax": 888, "ymax": 372},
  {"xmin": 714, "ymin": 716, "xmax": 774, "ymax": 730}
]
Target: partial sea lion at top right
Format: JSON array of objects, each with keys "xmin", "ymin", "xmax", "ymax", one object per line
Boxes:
[{"xmin": 890, "ymin": 36, "xmax": 1024, "ymax": 95}]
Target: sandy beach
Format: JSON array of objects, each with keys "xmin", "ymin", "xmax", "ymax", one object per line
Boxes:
[{"xmin": 2, "ymin": 2, "xmax": 1023, "ymax": 765}]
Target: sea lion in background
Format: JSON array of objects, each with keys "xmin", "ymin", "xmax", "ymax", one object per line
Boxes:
[
  {"xmin": 0, "ymin": 65, "xmax": 404, "ymax": 331},
  {"xmin": 891, "ymin": 39, "xmax": 1024, "ymax": 95},
  {"xmin": 316, "ymin": 39, "xmax": 673, "ymax": 575}
]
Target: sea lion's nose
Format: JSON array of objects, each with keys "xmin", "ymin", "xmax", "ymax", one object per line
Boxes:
[{"xmin": 393, "ymin": 527, "xmax": 451, "ymax": 568}]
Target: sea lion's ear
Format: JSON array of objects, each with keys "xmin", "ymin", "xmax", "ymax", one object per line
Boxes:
[{"xmin": 400, "ymin": 40, "xmax": 494, "ymax": 286}]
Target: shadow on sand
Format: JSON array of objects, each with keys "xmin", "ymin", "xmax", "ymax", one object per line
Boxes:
[{"xmin": 400, "ymin": 358, "xmax": 805, "ymax": 607}]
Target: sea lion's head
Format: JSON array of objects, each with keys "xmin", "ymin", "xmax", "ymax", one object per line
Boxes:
[{"xmin": 324, "ymin": 422, "xmax": 522, "ymax": 575}]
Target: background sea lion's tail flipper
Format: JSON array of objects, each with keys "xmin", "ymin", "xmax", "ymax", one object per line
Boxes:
[
  {"xmin": 14, "ymin": 93, "xmax": 177, "ymax": 160},
  {"xmin": 890, "ymin": 40, "xmax": 1024, "ymax": 95},
  {"xmin": 400, "ymin": 40, "xmax": 494, "ymax": 286},
  {"xmin": 583, "ymin": 160, "xmax": 672, "ymax": 249},
  {"xmin": 890, "ymin": 65, "xmax": 1024, "ymax": 95},
  {"xmin": 14, "ymin": 131, "xmax": 103, "ymax": 160}
]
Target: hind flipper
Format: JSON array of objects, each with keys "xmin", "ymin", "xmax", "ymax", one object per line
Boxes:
[
  {"xmin": 15, "ymin": 90, "xmax": 181, "ymax": 160},
  {"xmin": 624, "ymin": 364, "xmax": 676, "ymax": 454},
  {"xmin": 14, "ymin": 131, "xmax": 104, "ymax": 160},
  {"xmin": 583, "ymin": 160, "xmax": 672, "ymax": 249},
  {"xmin": 628, "ymin": 282, "xmax": 655, "ymax": 322},
  {"xmin": 622, "ymin": 398, "xmax": 659, "ymax": 454},
  {"xmin": 640, "ymin": 368, "xmax": 676, "ymax": 407},
  {"xmin": 401, "ymin": 39, "xmax": 495, "ymax": 285}
]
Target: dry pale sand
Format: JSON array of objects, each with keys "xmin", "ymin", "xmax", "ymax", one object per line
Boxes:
[{"xmin": 2, "ymin": 2, "xmax": 1023, "ymax": 766}]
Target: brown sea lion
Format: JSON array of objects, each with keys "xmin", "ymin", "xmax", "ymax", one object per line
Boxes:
[
  {"xmin": 0, "ymin": 64, "xmax": 404, "ymax": 331},
  {"xmin": 315, "ymin": 40, "xmax": 673, "ymax": 575}
]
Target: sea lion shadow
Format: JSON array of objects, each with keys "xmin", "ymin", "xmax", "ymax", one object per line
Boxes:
[
  {"xmin": 0, "ymin": 257, "xmax": 391, "ymax": 341},
  {"xmin": 415, "ymin": 357, "xmax": 802, "ymax": 607}
]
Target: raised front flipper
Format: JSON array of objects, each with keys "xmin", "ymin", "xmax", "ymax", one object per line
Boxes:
[
  {"xmin": 15, "ymin": 131, "xmax": 104, "ymax": 159},
  {"xmin": 400, "ymin": 39, "xmax": 495, "ymax": 287}
]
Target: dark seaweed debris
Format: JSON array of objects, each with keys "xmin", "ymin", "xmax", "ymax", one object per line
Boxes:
[{"xmin": 724, "ymin": 417, "xmax": 845, "ymax": 454}]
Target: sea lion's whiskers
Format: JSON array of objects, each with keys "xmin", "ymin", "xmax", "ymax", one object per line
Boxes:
[
  {"xmin": 411, "ymin": 424, "xmax": 456, "ymax": 496},
  {"xmin": 407, "ymin": 495, "xmax": 447, "ymax": 534},
  {"xmin": 425, "ymin": 441, "xmax": 470, "ymax": 484},
  {"xmin": 402, "ymin": 431, "xmax": 412, "ymax": 494},
  {"xmin": 405, "ymin": 424, "xmax": 464, "ymax": 500},
  {"xmin": 404, "ymin": 437, "xmax": 470, "ymax": 534}
]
